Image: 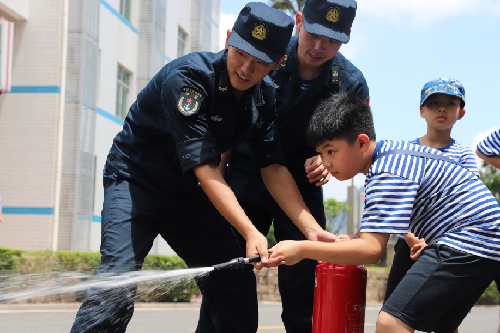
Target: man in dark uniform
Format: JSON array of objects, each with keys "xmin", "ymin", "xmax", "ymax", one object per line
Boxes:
[
  {"xmin": 70, "ymin": 3, "xmax": 332, "ymax": 333},
  {"xmin": 225, "ymin": 1, "xmax": 369, "ymax": 332}
]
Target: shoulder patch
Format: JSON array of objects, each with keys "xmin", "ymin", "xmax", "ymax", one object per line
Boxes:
[{"xmin": 177, "ymin": 87, "xmax": 204, "ymax": 116}]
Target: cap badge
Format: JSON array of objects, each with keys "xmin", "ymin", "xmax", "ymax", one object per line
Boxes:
[
  {"xmin": 326, "ymin": 8, "xmax": 340, "ymax": 23},
  {"xmin": 252, "ymin": 24, "xmax": 267, "ymax": 40}
]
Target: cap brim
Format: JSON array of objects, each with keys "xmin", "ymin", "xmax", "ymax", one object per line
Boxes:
[
  {"xmin": 227, "ymin": 31, "xmax": 279, "ymax": 64},
  {"xmin": 303, "ymin": 15, "xmax": 350, "ymax": 43},
  {"xmin": 421, "ymin": 91, "xmax": 466, "ymax": 106}
]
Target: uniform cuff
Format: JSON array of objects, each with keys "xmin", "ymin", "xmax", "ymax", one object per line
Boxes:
[
  {"xmin": 249, "ymin": 141, "xmax": 286, "ymax": 169},
  {"xmin": 177, "ymin": 138, "xmax": 221, "ymax": 173}
]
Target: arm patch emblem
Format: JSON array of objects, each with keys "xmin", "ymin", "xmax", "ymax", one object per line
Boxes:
[{"xmin": 177, "ymin": 87, "xmax": 205, "ymax": 116}]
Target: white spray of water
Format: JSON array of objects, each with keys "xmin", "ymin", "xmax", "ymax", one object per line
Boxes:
[{"xmin": 0, "ymin": 267, "xmax": 214, "ymax": 303}]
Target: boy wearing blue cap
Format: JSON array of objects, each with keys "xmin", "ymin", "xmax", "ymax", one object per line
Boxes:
[
  {"xmin": 225, "ymin": 1, "xmax": 367, "ymax": 331},
  {"xmin": 270, "ymin": 92, "xmax": 500, "ymax": 333},
  {"xmin": 70, "ymin": 3, "xmax": 329, "ymax": 333},
  {"xmin": 384, "ymin": 78, "xmax": 480, "ymax": 305}
]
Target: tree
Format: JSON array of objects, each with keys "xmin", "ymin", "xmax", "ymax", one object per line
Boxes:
[
  {"xmin": 269, "ymin": 0, "xmax": 306, "ymax": 16},
  {"xmin": 266, "ymin": 224, "xmax": 277, "ymax": 248},
  {"xmin": 324, "ymin": 198, "xmax": 351, "ymax": 235},
  {"xmin": 479, "ymin": 161, "xmax": 500, "ymax": 204}
]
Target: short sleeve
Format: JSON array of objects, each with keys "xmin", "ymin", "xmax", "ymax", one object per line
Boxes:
[
  {"xmin": 477, "ymin": 129, "xmax": 500, "ymax": 158},
  {"xmin": 360, "ymin": 173, "xmax": 418, "ymax": 234},
  {"xmin": 337, "ymin": 53, "xmax": 369, "ymax": 101},
  {"xmin": 161, "ymin": 66, "xmax": 220, "ymax": 173},
  {"xmin": 458, "ymin": 147, "xmax": 479, "ymax": 176}
]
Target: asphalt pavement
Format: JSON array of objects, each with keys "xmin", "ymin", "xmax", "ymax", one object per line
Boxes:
[{"xmin": 0, "ymin": 302, "xmax": 498, "ymax": 332}]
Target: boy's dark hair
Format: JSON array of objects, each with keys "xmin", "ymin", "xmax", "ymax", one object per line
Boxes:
[{"xmin": 306, "ymin": 92, "xmax": 376, "ymax": 147}]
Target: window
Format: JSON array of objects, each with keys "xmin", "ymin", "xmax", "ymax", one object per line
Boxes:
[
  {"xmin": 178, "ymin": 28, "xmax": 187, "ymax": 58},
  {"xmin": 0, "ymin": 25, "xmax": 3, "ymax": 82},
  {"xmin": 0, "ymin": 19, "xmax": 15, "ymax": 92},
  {"xmin": 120, "ymin": 0, "xmax": 131, "ymax": 21},
  {"xmin": 116, "ymin": 65, "xmax": 130, "ymax": 119}
]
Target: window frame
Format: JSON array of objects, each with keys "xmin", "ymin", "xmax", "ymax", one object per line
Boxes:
[
  {"xmin": 119, "ymin": 0, "xmax": 131, "ymax": 21},
  {"xmin": 116, "ymin": 65, "xmax": 131, "ymax": 119},
  {"xmin": 177, "ymin": 27, "xmax": 187, "ymax": 58}
]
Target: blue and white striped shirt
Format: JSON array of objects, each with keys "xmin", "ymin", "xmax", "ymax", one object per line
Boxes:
[
  {"xmin": 477, "ymin": 129, "xmax": 500, "ymax": 157},
  {"xmin": 396, "ymin": 139, "xmax": 479, "ymax": 240},
  {"xmin": 410, "ymin": 138, "xmax": 479, "ymax": 176},
  {"xmin": 361, "ymin": 140, "xmax": 500, "ymax": 261}
]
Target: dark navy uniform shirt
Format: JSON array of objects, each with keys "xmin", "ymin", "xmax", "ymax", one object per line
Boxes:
[
  {"xmin": 231, "ymin": 36, "xmax": 369, "ymax": 172},
  {"xmin": 107, "ymin": 49, "xmax": 285, "ymax": 196}
]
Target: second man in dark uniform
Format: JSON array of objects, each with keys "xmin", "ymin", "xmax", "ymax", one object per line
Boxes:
[{"xmin": 226, "ymin": 0, "xmax": 369, "ymax": 332}]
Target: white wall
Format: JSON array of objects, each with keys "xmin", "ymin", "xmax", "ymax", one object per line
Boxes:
[
  {"xmin": 165, "ymin": 0, "xmax": 192, "ymax": 63},
  {"xmin": 90, "ymin": 0, "xmax": 140, "ymax": 252},
  {"xmin": 0, "ymin": 0, "xmax": 29, "ymax": 20},
  {"xmin": 0, "ymin": 0, "xmax": 65, "ymax": 250}
]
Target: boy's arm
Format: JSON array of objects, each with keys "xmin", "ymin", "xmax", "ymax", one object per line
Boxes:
[
  {"xmin": 476, "ymin": 149, "xmax": 500, "ymax": 169},
  {"xmin": 261, "ymin": 163, "xmax": 337, "ymax": 242},
  {"xmin": 270, "ymin": 232, "xmax": 389, "ymax": 266}
]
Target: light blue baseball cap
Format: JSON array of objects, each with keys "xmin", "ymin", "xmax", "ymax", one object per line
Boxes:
[{"xmin": 420, "ymin": 78, "xmax": 466, "ymax": 106}]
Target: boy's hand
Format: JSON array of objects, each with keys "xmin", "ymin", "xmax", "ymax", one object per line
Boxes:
[
  {"xmin": 304, "ymin": 155, "xmax": 331, "ymax": 186},
  {"xmin": 269, "ymin": 240, "xmax": 305, "ymax": 266},
  {"xmin": 403, "ymin": 232, "xmax": 421, "ymax": 248},
  {"xmin": 410, "ymin": 241, "xmax": 427, "ymax": 261}
]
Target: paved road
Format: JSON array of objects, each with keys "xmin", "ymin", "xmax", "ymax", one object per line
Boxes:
[{"xmin": 0, "ymin": 302, "xmax": 498, "ymax": 332}]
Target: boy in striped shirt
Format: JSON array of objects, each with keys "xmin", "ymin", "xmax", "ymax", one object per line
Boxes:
[
  {"xmin": 477, "ymin": 128, "xmax": 500, "ymax": 169},
  {"xmin": 476, "ymin": 127, "xmax": 500, "ymax": 333},
  {"xmin": 385, "ymin": 78, "xmax": 480, "ymax": 305},
  {"xmin": 269, "ymin": 92, "xmax": 500, "ymax": 333}
]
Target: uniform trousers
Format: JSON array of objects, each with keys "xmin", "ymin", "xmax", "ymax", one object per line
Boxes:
[
  {"xmin": 226, "ymin": 165, "xmax": 326, "ymax": 333},
  {"xmin": 70, "ymin": 162, "xmax": 258, "ymax": 333}
]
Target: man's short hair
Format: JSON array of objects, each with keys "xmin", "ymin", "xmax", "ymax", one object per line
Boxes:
[{"xmin": 306, "ymin": 91, "xmax": 376, "ymax": 147}]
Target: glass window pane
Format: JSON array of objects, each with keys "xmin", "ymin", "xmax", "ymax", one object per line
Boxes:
[
  {"xmin": 124, "ymin": 0, "xmax": 131, "ymax": 21},
  {"xmin": 123, "ymin": 71, "xmax": 129, "ymax": 85},
  {"xmin": 0, "ymin": 26, "xmax": 3, "ymax": 79},
  {"xmin": 177, "ymin": 28, "xmax": 186, "ymax": 58},
  {"xmin": 116, "ymin": 83, "xmax": 122, "ymax": 117},
  {"xmin": 122, "ymin": 89, "xmax": 128, "ymax": 118}
]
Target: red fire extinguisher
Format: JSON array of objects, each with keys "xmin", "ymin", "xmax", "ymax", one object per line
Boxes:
[{"xmin": 312, "ymin": 262, "xmax": 367, "ymax": 333}]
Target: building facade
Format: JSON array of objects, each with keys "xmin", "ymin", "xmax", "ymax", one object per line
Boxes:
[{"xmin": 0, "ymin": 0, "xmax": 220, "ymax": 254}]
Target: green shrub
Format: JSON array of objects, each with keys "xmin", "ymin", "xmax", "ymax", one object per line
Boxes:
[
  {"xmin": 476, "ymin": 281, "xmax": 500, "ymax": 305},
  {"xmin": 0, "ymin": 247, "xmax": 22, "ymax": 271}
]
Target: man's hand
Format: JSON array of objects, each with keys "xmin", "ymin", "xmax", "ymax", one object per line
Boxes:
[
  {"xmin": 306, "ymin": 229, "xmax": 337, "ymax": 242},
  {"xmin": 245, "ymin": 229, "xmax": 271, "ymax": 271},
  {"xmin": 304, "ymin": 155, "xmax": 331, "ymax": 186}
]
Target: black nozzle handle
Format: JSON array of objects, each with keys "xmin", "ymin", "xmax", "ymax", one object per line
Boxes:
[
  {"xmin": 213, "ymin": 253, "xmax": 271, "ymax": 270},
  {"xmin": 245, "ymin": 254, "xmax": 263, "ymax": 264}
]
